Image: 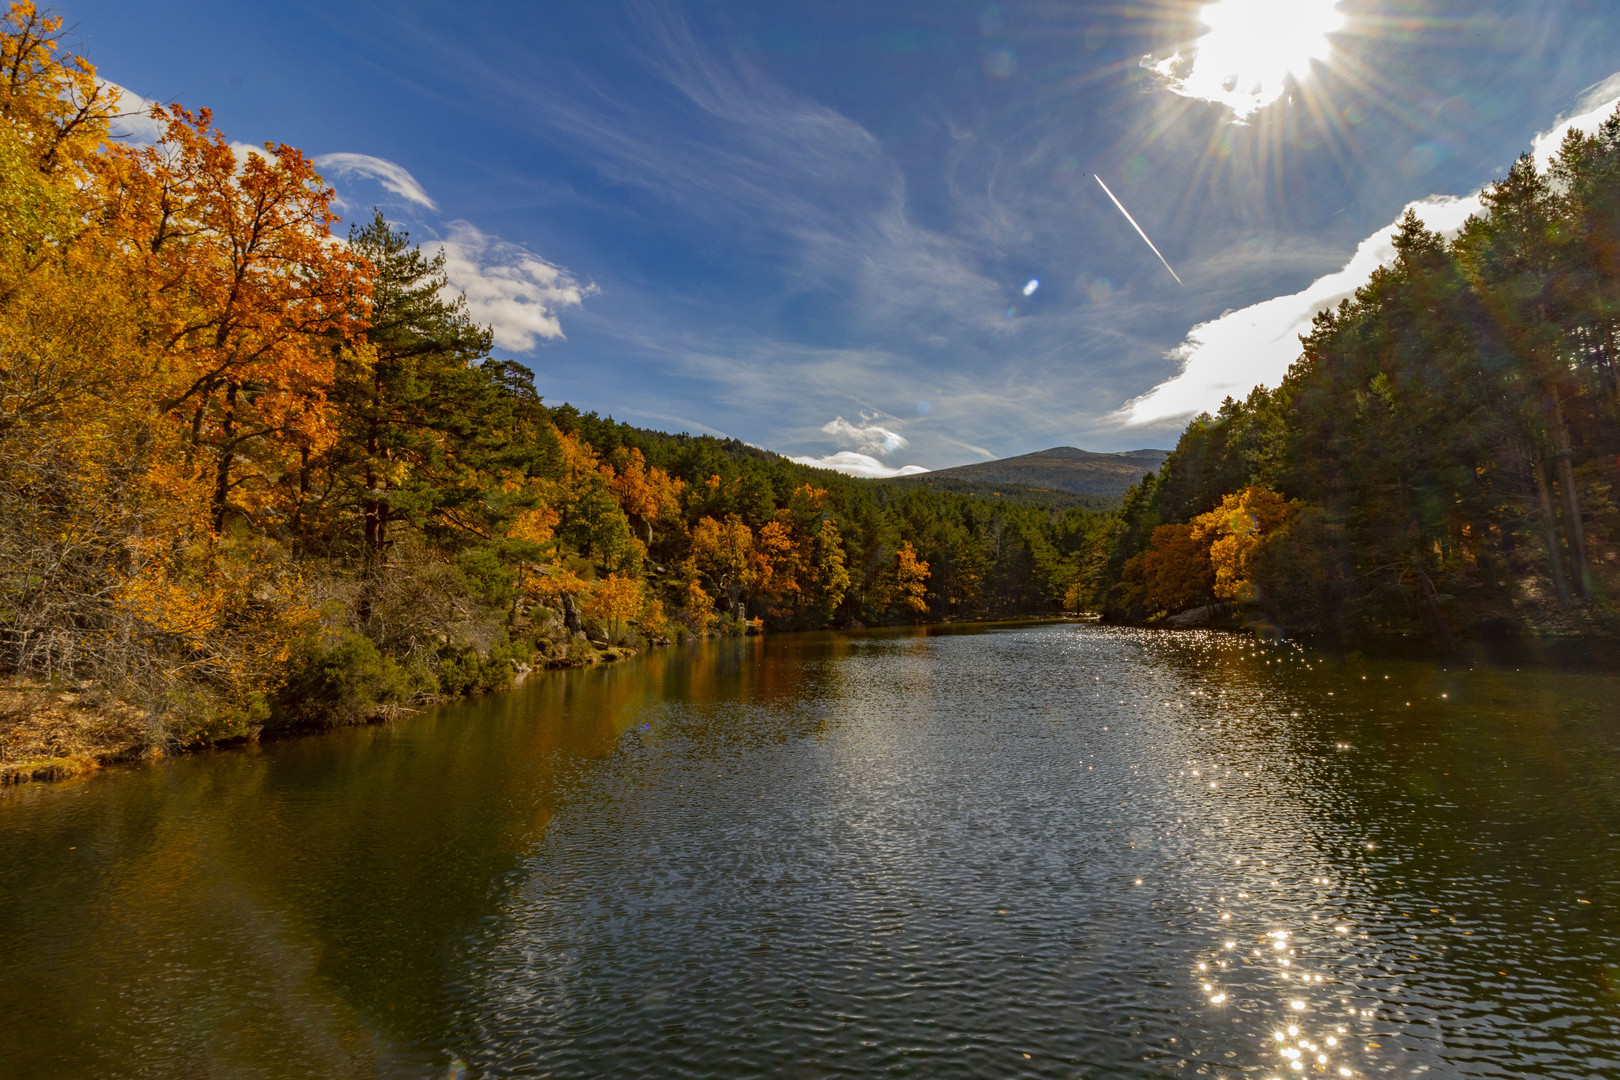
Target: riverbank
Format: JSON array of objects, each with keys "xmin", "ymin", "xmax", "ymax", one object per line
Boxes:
[
  {"xmin": 1, "ymin": 615, "xmax": 1091, "ymax": 787},
  {"xmin": 0, "ymin": 639, "xmax": 650, "ymax": 786}
]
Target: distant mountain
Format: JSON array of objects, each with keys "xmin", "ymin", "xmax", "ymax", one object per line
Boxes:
[{"xmin": 882, "ymin": 447, "xmax": 1168, "ymax": 499}]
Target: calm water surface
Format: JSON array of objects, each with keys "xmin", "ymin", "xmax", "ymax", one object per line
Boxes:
[{"xmin": 3, "ymin": 624, "xmax": 1619, "ymax": 1079}]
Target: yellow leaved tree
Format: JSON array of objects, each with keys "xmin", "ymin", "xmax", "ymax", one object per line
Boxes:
[
  {"xmin": 583, "ymin": 574, "xmax": 644, "ymax": 646},
  {"xmin": 1190, "ymin": 486, "xmax": 1299, "ymax": 602},
  {"xmin": 895, "ymin": 542, "xmax": 931, "ymax": 619}
]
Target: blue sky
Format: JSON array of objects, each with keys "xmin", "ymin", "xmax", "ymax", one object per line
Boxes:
[{"xmin": 85, "ymin": 0, "xmax": 1620, "ymax": 473}]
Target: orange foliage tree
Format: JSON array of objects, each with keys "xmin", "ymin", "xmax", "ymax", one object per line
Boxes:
[
  {"xmin": 108, "ymin": 104, "xmax": 371, "ymax": 532},
  {"xmin": 608, "ymin": 447, "xmax": 684, "ymax": 547},
  {"xmin": 1117, "ymin": 524, "xmax": 1216, "ymax": 616},
  {"xmin": 752, "ymin": 486, "xmax": 850, "ymax": 625},
  {"xmin": 1190, "ymin": 486, "xmax": 1299, "ymax": 602},
  {"xmin": 0, "ymin": 5, "xmax": 325, "ymax": 729},
  {"xmin": 691, "ymin": 514, "xmax": 760, "ymax": 619}
]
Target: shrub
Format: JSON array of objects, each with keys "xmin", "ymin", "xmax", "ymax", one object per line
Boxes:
[
  {"xmin": 434, "ymin": 646, "xmax": 514, "ymax": 697},
  {"xmin": 271, "ymin": 633, "xmax": 413, "ymax": 729}
]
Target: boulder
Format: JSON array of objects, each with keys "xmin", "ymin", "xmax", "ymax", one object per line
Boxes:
[{"xmin": 1168, "ymin": 605, "xmax": 1216, "ymax": 629}]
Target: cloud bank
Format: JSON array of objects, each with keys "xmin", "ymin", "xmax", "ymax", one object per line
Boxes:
[
  {"xmin": 789, "ymin": 451, "xmax": 929, "ymax": 479},
  {"xmin": 1122, "ymin": 72, "xmax": 1620, "ymax": 428},
  {"xmin": 1531, "ymin": 74, "xmax": 1620, "ymax": 169},
  {"xmin": 1120, "ymin": 194, "xmax": 1481, "ymax": 425},
  {"xmin": 429, "ymin": 223, "xmax": 596, "ymax": 351}
]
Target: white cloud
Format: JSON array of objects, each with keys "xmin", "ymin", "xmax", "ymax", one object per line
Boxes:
[
  {"xmin": 102, "ymin": 81, "xmax": 164, "ymax": 144},
  {"xmin": 101, "ymin": 82, "xmax": 287, "ymax": 170},
  {"xmin": 312, "ymin": 152, "xmax": 439, "ymax": 210},
  {"xmin": 429, "ymin": 222, "xmax": 595, "ymax": 352},
  {"xmin": 1119, "ymin": 195, "xmax": 1480, "ymax": 425},
  {"xmin": 1123, "ymin": 69, "xmax": 1620, "ymax": 428},
  {"xmin": 1532, "ymin": 74, "xmax": 1620, "ymax": 170},
  {"xmin": 1150, "ymin": 0, "xmax": 1346, "ymax": 119},
  {"xmin": 789, "ymin": 451, "xmax": 930, "ymax": 479},
  {"xmin": 96, "ymin": 83, "xmax": 594, "ymax": 356},
  {"xmin": 822, "ymin": 415, "xmax": 908, "ymax": 454}
]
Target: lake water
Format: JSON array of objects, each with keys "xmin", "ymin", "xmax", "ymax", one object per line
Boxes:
[{"xmin": 3, "ymin": 623, "xmax": 1619, "ymax": 1079}]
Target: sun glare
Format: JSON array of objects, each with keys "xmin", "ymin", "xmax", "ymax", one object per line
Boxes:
[{"xmin": 1153, "ymin": 0, "xmax": 1347, "ymax": 119}]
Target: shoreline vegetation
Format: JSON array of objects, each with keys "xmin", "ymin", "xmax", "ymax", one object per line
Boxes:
[{"xmin": 6, "ymin": 6, "xmax": 1620, "ymax": 784}]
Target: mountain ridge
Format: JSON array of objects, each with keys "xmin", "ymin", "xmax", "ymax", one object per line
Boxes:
[{"xmin": 881, "ymin": 446, "xmax": 1169, "ymax": 498}]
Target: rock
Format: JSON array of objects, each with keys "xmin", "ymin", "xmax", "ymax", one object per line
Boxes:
[{"xmin": 1168, "ymin": 605, "xmax": 1216, "ymax": 628}]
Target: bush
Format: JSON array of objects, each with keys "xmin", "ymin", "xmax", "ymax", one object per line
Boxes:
[
  {"xmin": 434, "ymin": 646, "xmax": 515, "ymax": 697},
  {"xmin": 271, "ymin": 633, "xmax": 413, "ymax": 730}
]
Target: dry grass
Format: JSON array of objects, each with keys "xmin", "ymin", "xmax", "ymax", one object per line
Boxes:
[{"xmin": 0, "ymin": 680, "xmax": 152, "ymax": 785}]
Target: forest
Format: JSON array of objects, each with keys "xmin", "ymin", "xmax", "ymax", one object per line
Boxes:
[
  {"xmin": 0, "ymin": 6, "xmax": 1107, "ymax": 776},
  {"xmin": 1096, "ymin": 112, "xmax": 1620, "ymax": 645}
]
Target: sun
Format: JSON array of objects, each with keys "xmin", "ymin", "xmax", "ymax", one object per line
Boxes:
[{"xmin": 1152, "ymin": 0, "xmax": 1347, "ymax": 119}]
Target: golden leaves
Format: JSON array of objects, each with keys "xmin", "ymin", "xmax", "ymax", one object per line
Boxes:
[
  {"xmin": 1191, "ymin": 486, "xmax": 1300, "ymax": 602},
  {"xmin": 895, "ymin": 542, "xmax": 931, "ymax": 617}
]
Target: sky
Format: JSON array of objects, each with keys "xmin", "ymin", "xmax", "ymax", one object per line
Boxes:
[{"xmin": 80, "ymin": 0, "xmax": 1620, "ymax": 476}]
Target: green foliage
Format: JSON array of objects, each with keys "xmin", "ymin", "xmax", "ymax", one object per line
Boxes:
[
  {"xmin": 433, "ymin": 646, "xmax": 514, "ymax": 698},
  {"xmin": 1098, "ymin": 115, "xmax": 1620, "ymax": 641},
  {"xmin": 272, "ymin": 632, "xmax": 415, "ymax": 729}
]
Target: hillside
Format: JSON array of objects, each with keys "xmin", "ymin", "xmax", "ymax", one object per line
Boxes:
[{"xmin": 881, "ymin": 447, "xmax": 1169, "ymax": 499}]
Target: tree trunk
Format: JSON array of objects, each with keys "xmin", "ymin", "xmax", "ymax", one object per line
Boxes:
[
  {"xmin": 362, "ymin": 367, "xmax": 387, "ymax": 556},
  {"xmin": 1548, "ymin": 386, "xmax": 1591, "ymax": 598},
  {"xmin": 290, "ymin": 443, "xmax": 311, "ymax": 549},
  {"xmin": 1533, "ymin": 452, "xmax": 1574, "ymax": 607},
  {"xmin": 1413, "ymin": 562, "xmax": 1458, "ymax": 652},
  {"xmin": 357, "ymin": 374, "xmax": 386, "ymax": 626},
  {"xmin": 210, "ymin": 381, "xmax": 237, "ymax": 533}
]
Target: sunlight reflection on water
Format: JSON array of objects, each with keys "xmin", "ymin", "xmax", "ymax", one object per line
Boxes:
[{"xmin": 2, "ymin": 624, "xmax": 1619, "ymax": 1078}]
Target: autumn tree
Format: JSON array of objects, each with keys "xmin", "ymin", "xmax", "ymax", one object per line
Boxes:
[
  {"xmin": 691, "ymin": 514, "xmax": 759, "ymax": 620},
  {"xmin": 608, "ymin": 446, "xmax": 684, "ymax": 550},
  {"xmin": 583, "ymin": 573, "xmax": 642, "ymax": 645},
  {"xmin": 0, "ymin": 6, "xmax": 319, "ymax": 732},
  {"xmin": 1189, "ymin": 486, "xmax": 1298, "ymax": 602},
  {"xmin": 894, "ymin": 542, "xmax": 930, "ymax": 619},
  {"xmin": 110, "ymin": 105, "xmax": 370, "ymax": 534}
]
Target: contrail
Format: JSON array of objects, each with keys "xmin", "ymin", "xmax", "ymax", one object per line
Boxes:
[{"xmin": 1093, "ymin": 174, "xmax": 1183, "ymax": 286}]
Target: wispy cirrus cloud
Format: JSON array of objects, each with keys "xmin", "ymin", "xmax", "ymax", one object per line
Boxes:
[
  {"xmin": 458, "ymin": 0, "xmax": 1009, "ymax": 346},
  {"xmin": 313, "ymin": 152, "xmax": 439, "ymax": 210}
]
